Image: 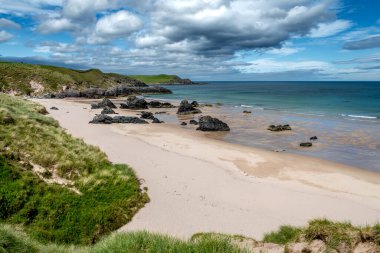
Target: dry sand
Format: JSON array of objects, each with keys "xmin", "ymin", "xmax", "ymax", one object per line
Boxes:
[{"xmin": 36, "ymin": 99, "xmax": 380, "ymax": 240}]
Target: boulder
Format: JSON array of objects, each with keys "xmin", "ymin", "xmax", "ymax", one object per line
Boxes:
[
  {"xmin": 181, "ymin": 122, "xmax": 187, "ymax": 126},
  {"xmin": 101, "ymin": 106, "xmax": 117, "ymax": 114},
  {"xmin": 189, "ymin": 119, "xmax": 198, "ymax": 125},
  {"xmin": 177, "ymin": 100, "xmax": 202, "ymax": 115},
  {"xmin": 50, "ymin": 106, "xmax": 59, "ymax": 110},
  {"xmin": 267, "ymin": 124, "xmax": 292, "ymax": 132},
  {"xmin": 148, "ymin": 101, "xmax": 174, "ymax": 108},
  {"xmin": 89, "ymin": 115, "xmax": 148, "ymax": 124},
  {"xmin": 89, "ymin": 114, "xmax": 113, "ymax": 124},
  {"xmin": 91, "ymin": 98, "xmax": 116, "ymax": 109},
  {"xmin": 191, "ymin": 101, "xmax": 199, "ymax": 107},
  {"xmin": 140, "ymin": 111, "xmax": 154, "ymax": 119},
  {"xmin": 120, "ymin": 96, "xmax": 148, "ymax": 109},
  {"xmin": 196, "ymin": 116, "xmax": 230, "ymax": 131},
  {"xmin": 243, "ymin": 110, "xmax": 252, "ymax": 114},
  {"xmin": 300, "ymin": 142, "xmax": 313, "ymax": 147},
  {"xmin": 310, "ymin": 136, "xmax": 318, "ymax": 141}
]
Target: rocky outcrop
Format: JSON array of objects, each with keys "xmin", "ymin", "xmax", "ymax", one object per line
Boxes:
[
  {"xmin": 177, "ymin": 100, "xmax": 202, "ymax": 115},
  {"xmin": 91, "ymin": 98, "xmax": 116, "ymax": 109},
  {"xmin": 101, "ymin": 106, "xmax": 117, "ymax": 114},
  {"xmin": 43, "ymin": 85, "xmax": 172, "ymax": 99},
  {"xmin": 89, "ymin": 114, "xmax": 148, "ymax": 124},
  {"xmin": 140, "ymin": 111, "xmax": 154, "ymax": 119},
  {"xmin": 148, "ymin": 101, "xmax": 174, "ymax": 108},
  {"xmin": 196, "ymin": 116, "xmax": 230, "ymax": 131},
  {"xmin": 300, "ymin": 142, "xmax": 312, "ymax": 147},
  {"xmin": 267, "ymin": 124, "xmax": 292, "ymax": 132},
  {"xmin": 120, "ymin": 96, "xmax": 148, "ymax": 110}
]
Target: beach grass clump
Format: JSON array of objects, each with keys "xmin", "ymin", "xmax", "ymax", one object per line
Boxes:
[
  {"xmin": 0, "ymin": 93, "xmax": 148, "ymax": 244},
  {"xmin": 263, "ymin": 225, "xmax": 302, "ymax": 244}
]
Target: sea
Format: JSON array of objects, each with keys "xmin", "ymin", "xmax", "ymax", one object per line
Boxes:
[{"xmin": 148, "ymin": 81, "xmax": 380, "ymax": 172}]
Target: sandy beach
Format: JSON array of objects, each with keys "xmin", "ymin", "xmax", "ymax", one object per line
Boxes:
[{"xmin": 36, "ymin": 98, "xmax": 380, "ymax": 240}]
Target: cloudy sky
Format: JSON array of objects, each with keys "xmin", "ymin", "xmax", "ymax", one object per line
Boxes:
[{"xmin": 0, "ymin": 0, "xmax": 379, "ymax": 80}]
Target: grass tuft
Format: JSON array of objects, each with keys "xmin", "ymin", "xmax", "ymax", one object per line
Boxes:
[{"xmin": 263, "ymin": 225, "xmax": 302, "ymax": 244}]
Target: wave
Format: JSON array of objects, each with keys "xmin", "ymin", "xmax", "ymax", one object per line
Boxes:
[
  {"xmin": 240, "ymin": 104, "xmax": 253, "ymax": 108},
  {"xmin": 341, "ymin": 114, "xmax": 379, "ymax": 120}
]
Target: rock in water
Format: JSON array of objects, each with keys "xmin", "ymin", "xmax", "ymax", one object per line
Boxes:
[
  {"xmin": 300, "ymin": 142, "xmax": 312, "ymax": 147},
  {"xmin": 152, "ymin": 118, "xmax": 163, "ymax": 123},
  {"xmin": 89, "ymin": 115, "xmax": 148, "ymax": 124},
  {"xmin": 89, "ymin": 114, "xmax": 113, "ymax": 124},
  {"xmin": 120, "ymin": 96, "xmax": 148, "ymax": 109},
  {"xmin": 310, "ymin": 136, "xmax": 318, "ymax": 140},
  {"xmin": 196, "ymin": 116, "xmax": 230, "ymax": 131},
  {"xmin": 140, "ymin": 111, "xmax": 155, "ymax": 119},
  {"xmin": 101, "ymin": 106, "xmax": 117, "ymax": 114},
  {"xmin": 243, "ymin": 110, "xmax": 252, "ymax": 114},
  {"xmin": 267, "ymin": 124, "xmax": 292, "ymax": 132},
  {"xmin": 177, "ymin": 100, "xmax": 202, "ymax": 114},
  {"xmin": 91, "ymin": 98, "xmax": 116, "ymax": 109}
]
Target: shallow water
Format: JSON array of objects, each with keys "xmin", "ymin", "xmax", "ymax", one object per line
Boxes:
[{"xmin": 147, "ymin": 81, "xmax": 380, "ymax": 172}]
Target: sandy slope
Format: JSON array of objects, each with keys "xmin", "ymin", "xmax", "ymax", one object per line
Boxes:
[{"xmin": 36, "ymin": 99, "xmax": 380, "ymax": 240}]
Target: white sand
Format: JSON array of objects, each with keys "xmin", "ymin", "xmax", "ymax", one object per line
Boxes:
[{"xmin": 36, "ymin": 99, "xmax": 380, "ymax": 240}]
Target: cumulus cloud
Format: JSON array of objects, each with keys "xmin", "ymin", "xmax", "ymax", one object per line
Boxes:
[
  {"xmin": 38, "ymin": 18, "xmax": 75, "ymax": 33},
  {"xmin": 0, "ymin": 30, "xmax": 13, "ymax": 42},
  {"xmin": 308, "ymin": 20, "xmax": 352, "ymax": 38},
  {"xmin": 343, "ymin": 36, "xmax": 380, "ymax": 50},
  {"xmin": 0, "ymin": 18, "xmax": 21, "ymax": 30}
]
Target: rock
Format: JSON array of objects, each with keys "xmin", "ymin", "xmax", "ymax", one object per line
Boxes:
[
  {"xmin": 148, "ymin": 101, "xmax": 174, "ymax": 108},
  {"xmin": 91, "ymin": 98, "xmax": 116, "ymax": 109},
  {"xmin": 120, "ymin": 96, "xmax": 148, "ymax": 109},
  {"xmin": 267, "ymin": 124, "xmax": 292, "ymax": 132},
  {"xmin": 243, "ymin": 110, "xmax": 252, "ymax": 114},
  {"xmin": 354, "ymin": 242, "xmax": 380, "ymax": 253},
  {"xmin": 191, "ymin": 101, "xmax": 199, "ymax": 107},
  {"xmin": 140, "ymin": 111, "xmax": 155, "ymax": 119},
  {"xmin": 189, "ymin": 119, "xmax": 198, "ymax": 125},
  {"xmin": 181, "ymin": 122, "xmax": 187, "ymax": 126},
  {"xmin": 89, "ymin": 114, "xmax": 113, "ymax": 124},
  {"xmin": 38, "ymin": 107, "xmax": 49, "ymax": 115},
  {"xmin": 155, "ymin": 111, "xmax": 167, "ymax": 114},
  {"xmin": 89, "ymin": 115, "xmax": 148, "ymax": 124},
  {"xmin": 196, "ymin": 116, "xmax": 230, "ymax": 131},
  {"xmin": 101, "ymin": 106, "xmax": 117, "ymax": 114},
  {"xmin": 50, "ymin": 106, "xmax": 59, "ymax": 110},
  {"xmin": 152, "ymin": 118, "xmax": 163, "ymax": 123},
  {"xmin": 177, "ymin": 100, "xmax": 202, "ymax": 115},
  {"xmin": 310, "ymin": 136, "xmax": 318, "ymax": 141},
  {"xmin": 42, "ymin": 93, "xmax": 55, "ymax": 98},
  {"xmin": 300, "ymin": 142, "xmax": 313, "ymax": 147}
]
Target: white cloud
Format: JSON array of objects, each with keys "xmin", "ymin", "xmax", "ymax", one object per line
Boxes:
[
  {"xmin": 309, "ymin": 20, "xmax": 352, "ymax": 38},
  {"xmin": 0, "ymin": 18, "xmax": 21, "ymax": 30},
  {"xmin": 38, "ymin": 18, "xmax": 75, "ymax": 34},
  {"xmin": 267, "ymin": 46, "xmax": 304, "ymax": 56},
  {"xmin": 0, "ymin": 30, "xmax": 13, "ymax": 42}
]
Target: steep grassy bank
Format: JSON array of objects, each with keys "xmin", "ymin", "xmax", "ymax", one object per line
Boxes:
[
  {"xmin": 0, "ymin": 62, "xmax": 144, "ymax": 95},
  {"xmin": 0, "ymin": 93, "xmax": 148, "ymax": 244}
]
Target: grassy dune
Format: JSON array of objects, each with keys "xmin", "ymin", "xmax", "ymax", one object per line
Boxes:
[{"xmin": 0, "ymin": 94, "xmax": 148, "ymax": 244}]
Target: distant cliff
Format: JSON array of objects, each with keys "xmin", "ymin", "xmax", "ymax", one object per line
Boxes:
[{"xmin": 129, "ymin": 74, "xmax": 203, "ymax": 85}]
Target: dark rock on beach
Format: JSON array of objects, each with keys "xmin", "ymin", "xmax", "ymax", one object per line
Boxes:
[
  {"xmin": 243, "ymin": 110, "xmax": 252, "ymax": 114},
  {"xmin": 189, "ymin": 119, "xmax": 198, "ymax": 125},
  {"xmin": 140, "ymin": 111, "xmax": 155, "ymax": 119},
  {"xmin": 181, "ymin": 122, "xmax": 187, "ymax": 126},
  {"xmin": 191, "ymin": 101, "xmax": 199, "ymax": 107},
  {"xmin": 267, "ymin": 124, "xmax": 292, "ymax": 132},
  {"xmin": 148, "ymin": 101, "xmax": 174, "ymax": 108},
  {"xmin": 300, "ymin": 142, "xmax": 313, "ymax": 147},
  {"xmin": 120, "ymin": 96, "xmax": 148, "ymax": 110},
  {"xmin": 310, "ymin": 136, "xmax": 318, "ymax": 140},
  {"xmin": 101, "ymin": 106, "xmax": 117, "ymax": 114},
  {"xmin": 152, "ymin": 118, "xmax": 163, "ymax": 123},
  {"xmin": 196, "ymin": 116, "xmax": 230, "ymax": 131},
  {"xmin": 177, "ymin": 100, "xmax": 202, "ymax": 115},
  {"xmin": 91, "ymin": 98, "xmax": 116, "ymax": 109},
  {"xmin": 50, "ymin": 106, "xmax": 59, "ymax": 110},
  {"xmin": 89, "ymin": 114, "xmax": 148, "ymax": 124}
]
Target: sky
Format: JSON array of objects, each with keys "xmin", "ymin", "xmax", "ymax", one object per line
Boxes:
[{"xmin": 0, "ymin": 0, "xmax": 379, "ymax": 81}]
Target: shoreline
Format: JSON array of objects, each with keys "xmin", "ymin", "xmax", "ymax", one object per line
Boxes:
[{"xmin": 34, "ymin": 98, "xmax": 380, "ymax": 239}]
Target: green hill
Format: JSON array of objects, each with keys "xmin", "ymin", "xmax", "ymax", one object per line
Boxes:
[
  {"xmin": 0, "ymin": 62, "xmax": 145, "ymax": 96},
  {"xmin": 129, "ymin": 74, "xmax": 192, "ymax": 84}
]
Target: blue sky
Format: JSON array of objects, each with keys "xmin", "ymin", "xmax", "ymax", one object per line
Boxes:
[{"xmin": 0, "ymin": 0, "xmax": 379, "ymax": 81}]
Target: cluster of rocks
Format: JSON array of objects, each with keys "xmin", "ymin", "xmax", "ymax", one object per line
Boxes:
[
  {"xmin": 148, "ymin": 101, "xmax": 174, "ymax": 108},
  {"xmin": 299, "ymin": 136, "xmax": 318, "ymax": 148},
  {"xmin": 43, "ymin": 84, "xmax": 172, "ymax": 99},
  {"xmin": 140, "ymin": 111, "xmax": 163, "ymax": 123},
  {"xmin": 120, "ymin": 96, "xmax": 148, "ymax": 109},
  {"xmin": 89, "ymin": 114, "xmax": 148, "ymax": 124},
  {"xmin": 177, "ymin": 100, "xmax": 202, "ymax": 115},
  {"xmin": 267, "ymin": 124, "xmax": 292, "ymax": 131}
]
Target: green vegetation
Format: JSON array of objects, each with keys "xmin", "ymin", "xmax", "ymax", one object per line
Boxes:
[
  {"xmin": 129, "ymin": 74, "xmax": 182, "ymax": 84},
  {"xmin": 0, "ymin": 62, "xmax": 142, "ymax": 95},
  {"xmin": 263, "ymin": 225, "xmax": 302, "ymax": 245},
  {"xmin": 0, "ymin": 94, "xmax": 148, "ymax": 244}
]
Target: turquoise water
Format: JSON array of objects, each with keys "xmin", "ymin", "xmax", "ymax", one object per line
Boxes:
[
  {"xmin": 153, "ymin": 81, "xmax": 380, "ymax": 120},
  {"xmin": 148, "ymin": 82, "xmax": 380, "ymax": 172}
]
